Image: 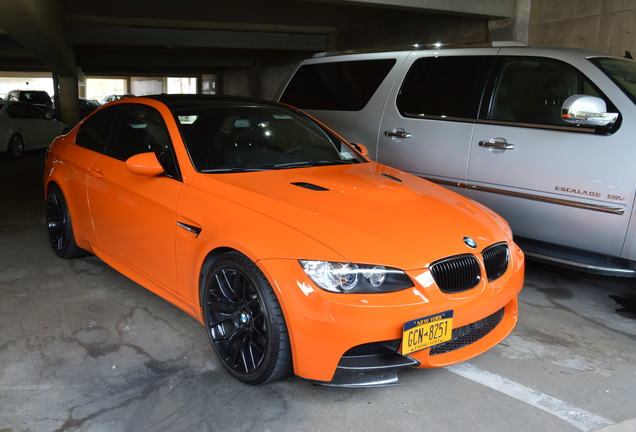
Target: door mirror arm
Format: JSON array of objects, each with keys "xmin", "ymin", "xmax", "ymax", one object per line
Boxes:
[{"xmin": 350, "ymin": 142, "xmax": 370, "ymax": 158}]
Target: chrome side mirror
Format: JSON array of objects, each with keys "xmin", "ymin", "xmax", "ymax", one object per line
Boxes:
[{"xmin": 561, "ymin": 95, "xmax": 618, "ymax": 127}]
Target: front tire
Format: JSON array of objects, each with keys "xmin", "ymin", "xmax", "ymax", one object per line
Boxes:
[
  {"xmin": 201, "ymin": 251, "xmax": 292, "ymax": 385},
  {"xmin": 46, "ymin": 184, "xmax": 89, "ymax": 259},
  {"xmin": 9, "ymin": 134, "xmax": 24, "ymax": 158}
]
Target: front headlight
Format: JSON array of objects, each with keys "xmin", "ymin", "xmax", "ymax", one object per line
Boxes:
[{"xmin": 299, "ymin": 260, "xmax": 413, "ymax": 293}]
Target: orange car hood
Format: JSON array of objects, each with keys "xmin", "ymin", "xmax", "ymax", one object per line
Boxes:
[{"xmin": 195, "ymin": 162, "xmax": 509, "ymax": 270}]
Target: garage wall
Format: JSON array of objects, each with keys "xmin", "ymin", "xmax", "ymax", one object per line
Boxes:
[
  {"xmin": 529, "ymin": 0, "xmax": 636, "ymax": 56},
  {"xmin": 251, "ymin": 13, "xmax": 489, "ymax": 101},
  {"xmin": 336, "ymin": 11, "xmax": 488, "ymax": 50}
]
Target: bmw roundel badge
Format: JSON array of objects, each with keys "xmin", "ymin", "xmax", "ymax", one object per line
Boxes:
[{"xmin": 463, "ymin": 236, "xmax": 477, "ymax": 249}]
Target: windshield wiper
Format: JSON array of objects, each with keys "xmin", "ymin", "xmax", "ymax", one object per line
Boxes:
[
  {"xmin": 272, "ymin": 160, "xmax": 359, "ymax": 169},
  {"xmin": 199, "ymin": 167, "xmax": 268, "ymax": 173}
]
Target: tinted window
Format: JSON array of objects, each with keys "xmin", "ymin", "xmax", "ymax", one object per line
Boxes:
[
  {"xmin": 487, "ymin": 57, "xmax": 605, "ymax": 127},
  {"xmin": 590, "ymin": 57, "xmax": 636, "ymax": 104},
  {"xmin": 6, "ymin": 102, "xmax": 44, "ymax": 119},
  {"xmin": 106, "ymin": 104, "xmax": 178, "ymax": 178},
  {"xmin": 20, "ymin": 91, "xmax": 51, "ymax": 105},
  {"xmin": 24, "ymin": 104, "xmax": 46, "ymax": 119},
  {"xmin": 397, "ymin": 56, "xmax": 494, "ymax": 120},
  {"xmin": 76, "ymin": 108, "xmax": 115, "ymax": 153},
  {"xmin": 7, "ymin": 103, "xmax": 31, "ymax": 119},
  {"xmin": 174, "ymin": 105, "xmax": 361, "ymax": 172},
  {"xmin": 280, "ymin": 59, "xmax": 396, "ymax": 111}
]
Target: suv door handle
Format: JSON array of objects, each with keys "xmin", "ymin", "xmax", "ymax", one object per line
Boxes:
[
  {"xmin": 384, "ymin": 129, "xmax": 412, "ymax": 139},
  {"xmin": 478, "ymin": 137, "xmax": 514, "ymax": 150},
  {"xmin": 90, "ymin": 168, "xmax": 104, "ymax": 178}
]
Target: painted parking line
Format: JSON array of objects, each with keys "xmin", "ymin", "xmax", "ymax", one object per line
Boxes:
[{"xmin": 447, "ymin": 363, "xmax": 614, "ymax": 432}]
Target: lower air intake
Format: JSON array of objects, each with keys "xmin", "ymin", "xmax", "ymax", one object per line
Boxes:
[{"xmin": 430, "ymin": 307, "xmax": 504, "ymax": 355}]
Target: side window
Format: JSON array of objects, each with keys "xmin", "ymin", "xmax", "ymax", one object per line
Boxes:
[
  {"xmin": 280, "ymin": 59, "xmax": 396, "ymax": 111},
  {"xmin": 106, "ymin": 104, "xmax": 179, "ymax": 178},
  {"xmin": 487, "ymin": 57, "xmax": 606, "ymax": 127},
  {"xmin": 76, "ymin": 108, "xmax": 114, "ymax": 153},
  {"xmin": 397, "ymin": 56, "xmax": 495, "ymax": 120},
  {"xmin": 24, "ymin": 104, "xmax": 45, "ymax": 119},
  {"xmin": 7, "ymin": 103, "xmax": 29, "ymax": 119}
]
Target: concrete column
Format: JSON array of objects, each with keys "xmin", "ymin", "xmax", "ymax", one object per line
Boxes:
[
  {"xmin": 489, "ymin": 0, "xmax": 531, "ymax": 43},
  {"xmin": 58, "ymin": 75, "xmax": 80, "ymax": 126}
]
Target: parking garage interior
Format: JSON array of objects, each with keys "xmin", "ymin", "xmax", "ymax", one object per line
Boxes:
[{"xmin": 1, "ymin": 1, "xmax": 636, "ymax": 431}]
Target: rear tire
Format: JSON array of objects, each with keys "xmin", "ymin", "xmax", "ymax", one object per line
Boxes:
[
  {"xmin": 201, "ymin": 251, "xmax": 292, "ymax": 385},
  {"xmin": 9, "ymin": 134, "xmax": 24, "ymax": 158},
  {"xmin": 46, "ymin": 184, "xmax": 89, "ymax": 259}
]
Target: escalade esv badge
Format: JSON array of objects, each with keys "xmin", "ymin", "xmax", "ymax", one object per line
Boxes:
[{"xmin": 464, "ymin": 236, "xmax": 477, "ymax": 248}]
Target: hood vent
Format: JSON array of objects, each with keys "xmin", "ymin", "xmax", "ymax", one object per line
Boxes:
[
  {"xmin": 291, "ymin": 182, "xmax": 329, "ymax": 191},
  {"xmin": 381, "ymin": 173, "xmax": 402, "ymax": 183}
]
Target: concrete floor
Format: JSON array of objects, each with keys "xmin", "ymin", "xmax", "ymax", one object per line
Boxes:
[{"xmin": 1, "ymin": 150, "xmax": 635, "ymax": 432}]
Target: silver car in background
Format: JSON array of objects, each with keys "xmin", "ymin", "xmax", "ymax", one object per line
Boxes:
[
  {"xmin": 0, "ymin": 101, "xmax": 68, "ymax": 158},
  {"xmin": 277, "ymin": 43, "xmax": 636, "ymax": 276}
]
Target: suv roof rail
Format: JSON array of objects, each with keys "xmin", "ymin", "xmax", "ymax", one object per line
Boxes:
[{"xmin": 312, "ymin": 40, "xmax": 528, "ymax": 58}]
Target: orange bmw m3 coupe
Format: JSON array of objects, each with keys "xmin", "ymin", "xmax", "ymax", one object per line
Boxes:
[{"xmin": 43, "ymin": 95, "xmax": 524, "ymax": 386}]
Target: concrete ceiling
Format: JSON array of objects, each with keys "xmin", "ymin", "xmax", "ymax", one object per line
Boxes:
[{"xmin": 0, "ymin": 0, "xmax": 511, "ymax": 77}]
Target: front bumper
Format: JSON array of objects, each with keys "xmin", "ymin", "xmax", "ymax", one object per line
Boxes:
[{"xmin": 257, "ymin": 241, "xmax": 524, "ymax": 384}]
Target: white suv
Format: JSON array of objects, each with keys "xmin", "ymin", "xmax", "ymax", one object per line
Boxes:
[{"xmin": 277, "ymin": 43, "xmax": 636, "ymax": 276}]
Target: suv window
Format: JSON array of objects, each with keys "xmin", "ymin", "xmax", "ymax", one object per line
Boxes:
[
  {"xmin": 105, "ymin": 104, "xmax": 179, "ymax": 178},
  {"xmin": 397, "ymin": 56, "xmax": 495, "ymax": 120},
  {"xmin": 486, "ymin": 57, "xmax": 606, "ymax": 127},
  {"xmin": 280, "ymin": 59, "xmax": 396, "ymax": 111},
  {"xmin": 76, "ymin": 108, "xmax": 115, "ymax": 153}
]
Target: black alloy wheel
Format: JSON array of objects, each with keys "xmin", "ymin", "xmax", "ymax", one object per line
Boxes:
[
  {"xmin": 46, "ymin": 184, "xmax": 88, "ymax": 259},
  {"xmin": 9, "ymin": 134, "xmax": 24, "ymax": 158},
  {"xmin": 202, "ymin": 252, "xmax": 291, "ymax": 384}
]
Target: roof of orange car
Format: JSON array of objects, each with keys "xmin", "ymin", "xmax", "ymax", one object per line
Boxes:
[{"xmin": 144, "ymin": 94, "xmax": 280, "ymax": 109}]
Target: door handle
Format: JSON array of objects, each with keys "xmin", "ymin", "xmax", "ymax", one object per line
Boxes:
[
  {"xmin": 384, "ymin": 129, "xmax": 412, "ymax": 139},
  {"xmin": 478, "ymin": 137, "xmax": 514, "ymax": 150},
  {"xmin": 90, "ymin": 168, "xmax": 104, "ymax": 178}
]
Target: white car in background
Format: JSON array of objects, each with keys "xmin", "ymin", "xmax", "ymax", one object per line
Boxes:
[
  {"xmin": 0, "ymin": 101, "xmax": 68, "ymax": 158},
  {"xmin": 100, "ymin": 94, "xmax": 135, "ymax": 105}
]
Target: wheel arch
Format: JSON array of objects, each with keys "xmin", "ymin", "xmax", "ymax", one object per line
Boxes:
[
  {"xmin": 43, "ymin": 177, "xmax": 92, "ymax": 252},
  {"xmin": 197, "ymin": 246, "xmax": 238, "ymax": 307}
]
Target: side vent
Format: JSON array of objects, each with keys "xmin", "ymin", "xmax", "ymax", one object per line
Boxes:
[
  {"xmin": 291, "ymin": 182, "xmax": 329, "ymax": 191},
  {"xmin": 381, "ymin": 173, "xmax": 402, "ymax": 183}
]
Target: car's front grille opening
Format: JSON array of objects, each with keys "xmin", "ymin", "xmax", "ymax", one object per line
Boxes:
[
  {"xmin": 430, "ymin": 307, "xmax": 504, "ymax": 355},
  {"xmin": 429, "ymin": 254, "xmax": 481, "ymax": 293},
  {"xmin": 482, "ymin": 243, "xmax": 509, "ymax": 281},
  {"xmin": 342, "ymin": 340, "xmax": 401, "ymax": 357}
]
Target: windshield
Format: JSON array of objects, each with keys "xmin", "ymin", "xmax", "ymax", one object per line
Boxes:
[
  {"xmin": 174, "ymin": 105, "xmax": 363, "ymax": 172},
  {"xmin": 19, "ymin": 91, "xmax": 51, "ymax": 105},
  {"xmin": 589, "ymin": 57, "xmax": 636, "ymax": 104}
]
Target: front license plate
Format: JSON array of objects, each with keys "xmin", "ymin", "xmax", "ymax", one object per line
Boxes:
[{"xmin": 402, "ymin": 310, "xmax": 454, "ymax": 355}]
